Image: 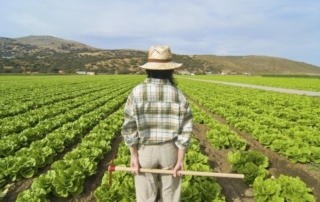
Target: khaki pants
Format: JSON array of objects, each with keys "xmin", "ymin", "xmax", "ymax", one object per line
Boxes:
[{"xmin": 135, "ymin": 141, "xmax": 181, "ymax": 202}]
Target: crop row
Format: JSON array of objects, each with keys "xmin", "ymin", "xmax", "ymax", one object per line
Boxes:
[
  {"xmin": 0, "ymin": 79, "xmax": 138, "ymax": 138},
  {"xmin": 0, "ymin": 75, "xmax": 131, "ymax": 102},
  {"xmin": 0, "ymin": 76, "xmax": 101, "ymax": 103},
  {"xmin": 0, "ymin": 75, "xmax": 143, "ymax": 118},
  {"xmin": 0, "ymin": 82, "xmax": 105, "ymax": 119},
  {"xmin": 190, "ymin": 101, "xmax": 246, "ymax": 150},
  {"xmin": 94, "ymin": 138, "xmax": 226, "ymax": 202},
  {"xmin": 0, "ymin": 85, "xmax": 134, "ymax": 157},
  {"xmin": 227, "ymin": 150, "xmax": 315, "ymax": 202},
  {"xmin": 16, "ymin": 105, "xmax": 125, "ymax": 201},
  {"xmin": 0, "ymin": 93, "xmax": 128, "ymax": 188},
  {"xmin": 189, "ymin": 90, "xmax": 316, "ymax": 201},
  {"xmin": 193, "ymin": 75, "xmax": 320, "ymax": 92},
  {"xmin": 178, "ymin": 78, "xmax": 320, "ymax": 163}
]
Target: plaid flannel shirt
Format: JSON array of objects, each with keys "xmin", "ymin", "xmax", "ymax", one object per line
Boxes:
[{"xmin": 121, "ymin": 78, "xmax": 193, "ymax": 150}]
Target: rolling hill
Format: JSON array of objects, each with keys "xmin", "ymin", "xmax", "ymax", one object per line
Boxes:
[
  {"xmin": 1, "ymin": 35, "xmax": 320, "ymax": 75},
  {"xmin": 194, "ymin": 55, "xmax": 320, "ymax": 75}
]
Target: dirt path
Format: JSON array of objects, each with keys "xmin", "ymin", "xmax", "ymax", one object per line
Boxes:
[
  {"xmin": 181, "ymin": 78, "xmax": 320, "ymax": 96},
  {"xmin": 193, "ymin": 123, "xmax": 255, "ymax": 202}
]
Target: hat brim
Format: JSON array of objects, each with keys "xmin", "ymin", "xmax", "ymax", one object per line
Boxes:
[{"xmin": 139, "ymin": 62, "xmax": 183, "ymax": 70}]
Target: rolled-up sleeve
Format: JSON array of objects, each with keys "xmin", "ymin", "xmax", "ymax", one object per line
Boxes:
[
  {"xmin": 175, "ymin": 102, "xmax": 193, "ymax": 150},
  {"xmin": 121, "ymin": 94, "xmax": 139, "ymax": 146}
]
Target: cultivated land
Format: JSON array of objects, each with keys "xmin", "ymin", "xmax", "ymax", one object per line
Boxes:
[{"xmin": 0, "ymin": 75, "xmax": 319, "ymax": 202}]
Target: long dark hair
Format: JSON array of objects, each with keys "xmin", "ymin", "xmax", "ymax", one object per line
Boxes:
[{"xmin": 146, "ymin": 69, "xmax": 177, "ymax": 87}]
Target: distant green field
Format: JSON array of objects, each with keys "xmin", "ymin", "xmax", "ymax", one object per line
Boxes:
[{"xmin": 181, "ymin": 75, "xmax": 320, "ymax": 92}]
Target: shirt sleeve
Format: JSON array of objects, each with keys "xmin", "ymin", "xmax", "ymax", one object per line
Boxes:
[
  {"xmin": 175, "ymin": 102, "xmax": 193, "ymax": 150},
  {"xmin": 121, "ymin": 93, "xmax": 139, "ymax": 146}
]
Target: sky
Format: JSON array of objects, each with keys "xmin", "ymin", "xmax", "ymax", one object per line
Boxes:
[{"xmin": 1, "ymin": 0, "xmax": 320, "ymax": 67}]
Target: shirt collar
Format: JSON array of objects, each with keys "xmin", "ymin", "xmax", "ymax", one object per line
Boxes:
[{"xmin": 144, "ymin": 78, "xmax": 172, "ymax": 85}]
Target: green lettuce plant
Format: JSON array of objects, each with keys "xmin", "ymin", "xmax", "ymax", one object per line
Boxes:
[
  {"xmin": 310, "ymin": 146, "xmax": 320, "ymax": 163},
  {"xmin": 16, "ymin": 188, "xmax": 50, "ymax": 202},
  {"xmin": 237, "ymin": 162, "xmax": 269, "ymax": 184},
  {"xmin": 277, "ymin": 175, "xmax": 315, "ymax": 202},
  {"xmin": 52, "ymin": 169, "xmax": 85, "ymax": 198},
  {"xmin": 227, "ymin": 150, "xmax": 269, "ymax": 184},
  {"xmin": 253, "ymin": 177, "xmax": 284, "ymax": 202},
  {"xmin": 253, "ymin": 175, "xmax": 316, "ymax": 202},
  {"xmin": 285, "ymin": 146, "xmax": 311, "ymax": 163}
]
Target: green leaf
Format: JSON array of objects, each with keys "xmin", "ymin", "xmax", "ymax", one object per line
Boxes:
[
  {"xmin": 286, "ymin": 146, "xmax": 311, "ymax": 163},
  {"xmin": 310, "ymin": 146, "xmax": 320, "ymax": 163},
  {"xmin": 16, "ymin": 156, "xmax": 37, "ymax": 179},
  {"xmin": 246, "ymin": 150, "xmax": 269, "ymax": 169},
  {"xmin": 31, "ymin": 172, "xmax": 53, "ymax": 194},
  {"xmin": 16, "ymin": 189, "xmax": 50, "ymax": 202},
  {"xmin": 253, "ymin": 177, "xmax": 284, "ymax": 202},
  {"xmin": 237, "ymin": 162, "xmax": 268, "ymax": 184},
  {"xmin": 52, "ymin": 169, "xmax": 86, "ymax": 198},
  {"xmin": 277, "ymin": 175, "xmax": 315, "ymax": 202}
]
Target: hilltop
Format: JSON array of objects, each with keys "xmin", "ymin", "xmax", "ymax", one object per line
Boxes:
[
  {"xmin": 0, "ymin": 35, "xmax": 98, "ymax": 56},
  {"xmin": 1, "ymin": 35, "xmax": 320, "ymax": 75}
]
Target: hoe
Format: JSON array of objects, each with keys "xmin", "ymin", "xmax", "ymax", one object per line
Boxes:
[{"xmin": 108, "ymin": 152, "xmax": 244, "ymax": 186}]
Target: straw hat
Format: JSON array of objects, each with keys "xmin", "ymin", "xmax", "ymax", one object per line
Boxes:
[{"xmin": 140, "ymin": 46, "xmax": 183, "ymax": 70}]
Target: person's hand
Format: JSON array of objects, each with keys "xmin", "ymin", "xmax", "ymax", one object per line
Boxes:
[
  {"xmin": 129, "ymin": 145, "xmax": 140, "ymax": 175},
  {"xmin": 173, "ymin": 161, "xmax": 184, "ymax": 177},
  {"xmin": 173, "ymin": 148, "xmax": 186, "ymax": 177},
  {"xmin": 130, "ymin": 154, "xmax": 140, "ymax": 175}
]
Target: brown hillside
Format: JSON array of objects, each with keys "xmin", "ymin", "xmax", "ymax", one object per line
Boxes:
[
  {"xmin": 14, "ymin": 35, "xmax": 98, "ymax": 51},
  {"xmin": 195, "ymin": 55, "xmax": 320, "ymax": 75},
  {"xmin": 1, "ymin": 35, "xmax": 320, "ymax": 75}
]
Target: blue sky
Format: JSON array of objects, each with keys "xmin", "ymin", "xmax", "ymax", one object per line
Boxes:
[{"xmin": 1, "ymin": 0, "xmax": 320, "ymax": 67}]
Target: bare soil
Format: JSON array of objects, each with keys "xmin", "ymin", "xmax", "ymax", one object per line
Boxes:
[{"xmin": 3, "ymin": 105, "xmax": 320, "ymax": 202}]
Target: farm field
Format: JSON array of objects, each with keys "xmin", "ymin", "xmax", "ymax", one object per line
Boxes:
[
  {"xmin": 0, "ymin": 75, "xmax": 319, "ymax": 202},
  {"xmin": 190, "ymin": 75, "xmax": 320, "ymax": 92}
]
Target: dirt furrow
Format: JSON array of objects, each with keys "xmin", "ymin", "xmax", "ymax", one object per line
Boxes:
[{"xmin": 192, "ymin": 100, "xmax": 320, "ymax": 201}]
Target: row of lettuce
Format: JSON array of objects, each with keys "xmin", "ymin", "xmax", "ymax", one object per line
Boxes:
[
  {"xmin": 189, "ymin": 101, "xmax": 316, "ymax": 201},
  {"xmin": 0, "ymin": 76, "xmax": 145, "ymax": 201},
  {"xmin": 0, "ymin": 93, "xmax": 128, "ymax": 192},
  {"xmin": 0, "ymin": 80, "xmax": 124, "ymax": 137},
  {"xmin": 193, "ymin": 75, "xmax": 320, "ymax": 92},
  {"xmin": 16, "ymin": 106, "xmax": 227, "ymax": 201},
  {"xmin": 178, "ymin": 78, "xmax": 320, "ymax": 164},
  {"xmin": 17, "ymin": 97, "xmax": 315, "ymax": 201},
  {"xmin": 3, "ymin": 75, "xmax": 226, "ymax": 201},
  {"xmin": 16, "ymin": 106, "xmax": 125, "ymax": 201},
  {"xmin": 94, "ymin": 130, "xmax": 225, "ymax": 201},
  {"xmin": 0, "ymin": 76, "xmax": 141, "ymax": 130},
  {"xmin": 0, "ymin": 76, "xmax": 124, "ymax": 119},
  {"xmin": 0, "ymin": 83, "xmax": 135, "ymax": 157},
  {"xmin": 1, "ymin": 75, "xmax": 317, "ymax": 201}
]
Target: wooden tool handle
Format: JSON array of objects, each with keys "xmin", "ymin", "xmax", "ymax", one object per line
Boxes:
[{"xmin": 109, "ymin": 166, "xmax": 244, "ymax": 179}]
